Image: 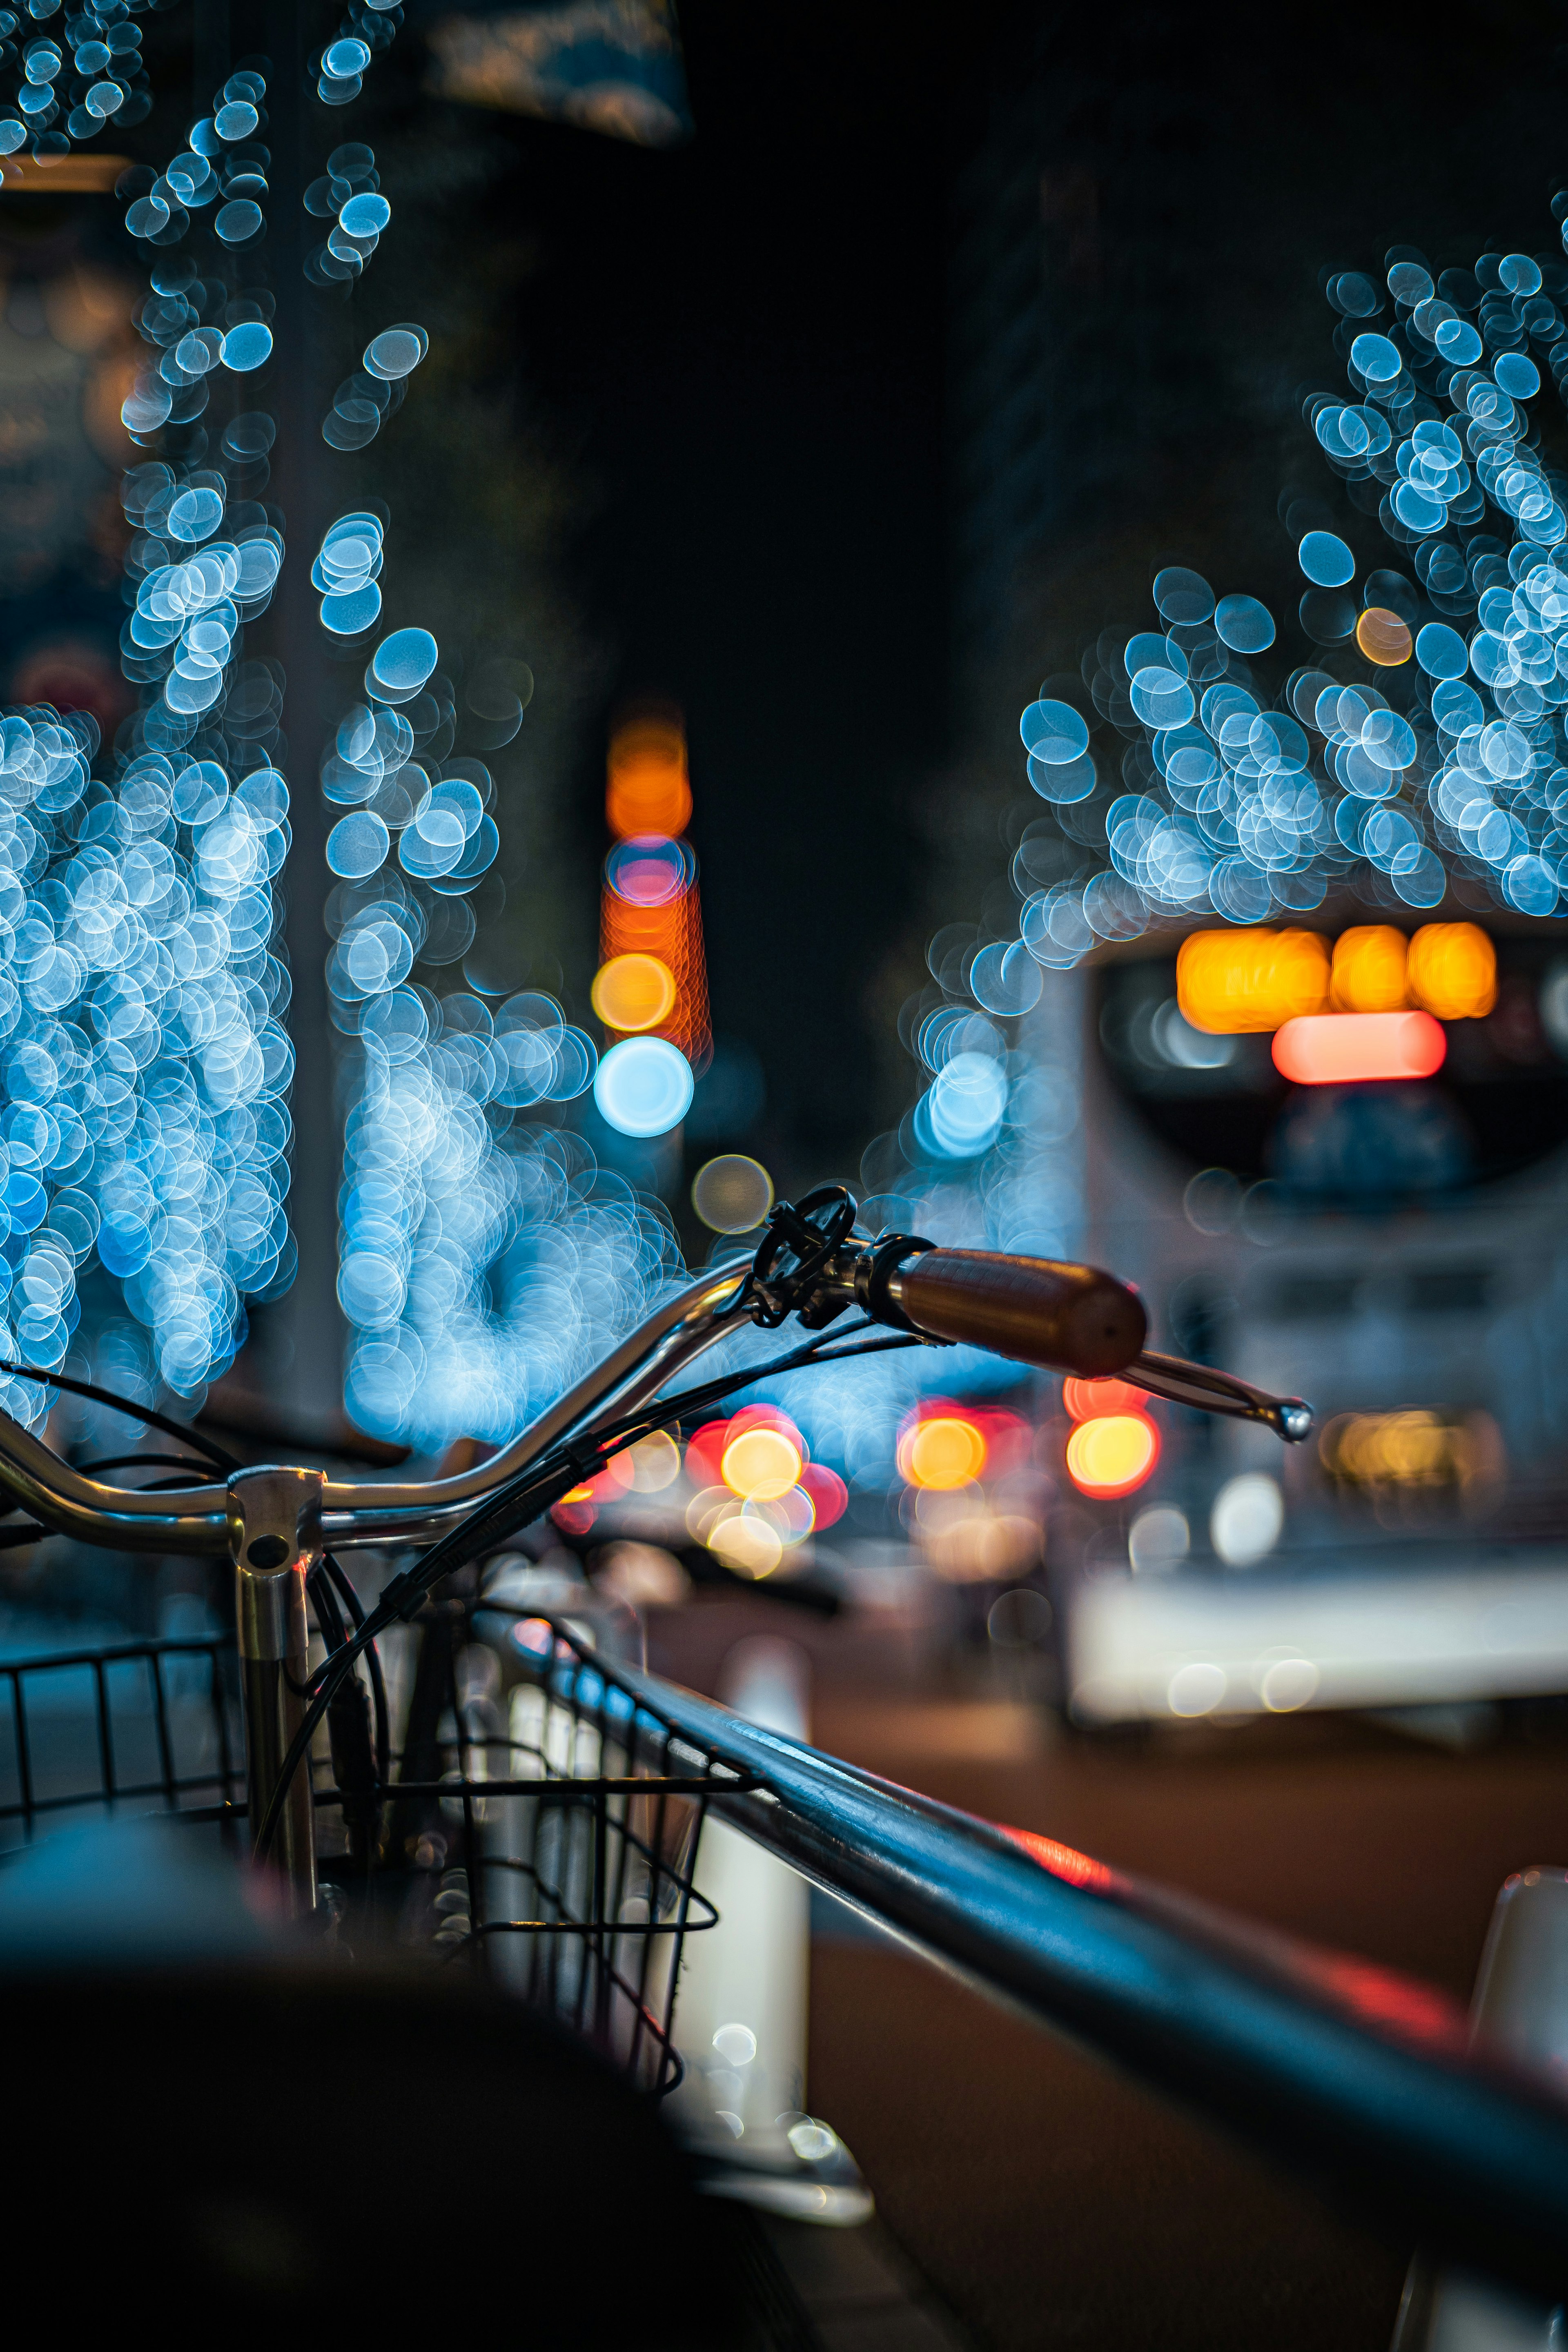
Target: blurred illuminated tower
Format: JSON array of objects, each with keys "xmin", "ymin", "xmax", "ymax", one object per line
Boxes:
[{"xmin": 595, "ymin": 708, "xmax": 711, "ymax": 1071}]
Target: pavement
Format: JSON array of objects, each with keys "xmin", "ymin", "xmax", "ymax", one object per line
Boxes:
[{"xmin": 787, "ymin": 1690, "xmax": 1568, "ymax": 2352}]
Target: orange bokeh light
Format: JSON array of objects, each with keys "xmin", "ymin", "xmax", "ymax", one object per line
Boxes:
[
  {"xmin": 898, "ymin": 1414, "xmax": 988, "ymax": 1490},
  {"xmin": 721, "ymin": 1424, "xmax": 804, "ymax": 1501},
  {"xmin": 1406, "ymin": 923, "xmax": 1496, "ymax": 1021},
  {"xmin": 1330, "ymin": 925, "xmax": 1408, "ymax": 1013},
  {"xmin": 1272, "ymin": 1009, "xmax": 1446, "ymax": 1085},
  {"xmin": 1065, "ymin": 1412, "xmax": 1160, "ymax": 1499},
  {"xmin": 606, "ymin": 717, "xmax": 693, "ymax": 841},
  {"xmin": 1176, "ymin": 927, "xmax": 1330, "ymax": 1033},
  {"xmin": 590, "ymin": 951, "xmax": 677, "ymax": 1033},
  {"xmin": 1062, "ymin": 1376, "xmax": 1145, "ymax": 1423},
  {"xmin": 1356, "ymin": 606, "xmax": 1413, "ymax": 665},
  {"xmin": 600, "ymin": 848, "xmax": 710, "ymax": 1068}
]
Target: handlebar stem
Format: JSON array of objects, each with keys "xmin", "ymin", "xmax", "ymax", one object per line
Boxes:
[{"xmin": 230, "ymin": 1465, "xmax": 322, "ymax": 1913}]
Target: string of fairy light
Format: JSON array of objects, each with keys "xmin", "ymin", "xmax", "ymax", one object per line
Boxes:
[
  {"xmin": 0, "ymin": 0, "xmax": 709, "ymax": 1446},
  {"xmin": 1004, "ymin": 234, "xmax": 1568, "ymax": 993},
  {"xmin": 890, "ymin": 218, "xmax": 1568, "ymax": 1209},
  {"xmin": 0, "ymin": 21, "xmax": 301, "ymax": 1420}
]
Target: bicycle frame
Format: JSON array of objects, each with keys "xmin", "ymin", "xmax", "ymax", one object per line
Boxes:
[
  {"xmin": 0, "ymin": 1215, "xmax": 1310, "ymax": 1914},
  {"xmin": 0, "ymin": 1227, "xmax": 1562, "ymax": 2294}
]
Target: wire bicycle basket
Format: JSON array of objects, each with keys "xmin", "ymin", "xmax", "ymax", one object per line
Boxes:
[
  {"xmin": 0, "ymin": 1604, "xmax": 744, "ymax": 2097},
  {"xmin": 0, "ymin": 1634, "xmax": 244, "ymax": 1851},
  {"xmin": 336, "ymin": 1601, "xmax": 747, "ymax": 2094}
]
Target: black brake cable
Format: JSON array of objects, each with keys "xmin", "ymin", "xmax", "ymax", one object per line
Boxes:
[
  {"xmin": 76, "ymin": 1452, "xmax": 225, "ymax": 1481},
  {"xmin": 321, "ymin": 1550, "xmax": 390, "ymax": 1789},
  {"xmin": 0, "ymin": 1358, "xmax": 394, "ymax": 1787},
  {"xmin": 0, "ymin": 1359, "xmax": 241, "ymax": 1473},
  {"xmin": 253, "ymin": 1321, "xmax": 930, "ymax": 1862}
]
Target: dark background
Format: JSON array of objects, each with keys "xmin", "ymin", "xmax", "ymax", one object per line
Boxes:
[
  {"xmin": 26, "ymin": 0, "xmax": 1568, "ymax": 1207},
  {"xmin": 466, "ymin": 0, "xmax": 1568, "ymax": 1191},
  {"xmin": 488, "ymin": 5, "xmax": 1017, "ymax": 1175}
]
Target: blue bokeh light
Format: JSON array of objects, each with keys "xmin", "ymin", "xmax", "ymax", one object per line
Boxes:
[
  {"xmin": 593, "ymin": 1036, "xmax": 695, "ymax": 1137},
  {"xmin": 221, "ymin": 321, "xmax": 272, "ymax": 372},
  {"xmin": 370, "ymin": 627, "xmax": 438, "ymax": 699},
  {"xmin": 1298, "ymin": 530, "xmax": 1354, "ymax": 587}
]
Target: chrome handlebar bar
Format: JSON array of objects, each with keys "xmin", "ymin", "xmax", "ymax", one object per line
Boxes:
[
  {"xmin": 0, "ymin": 1261, "xmax": 755, "ymax": 1555},
  {"xmin": 0, "ymin": 1222, "xmax": 1312, "ymax": 1558}
]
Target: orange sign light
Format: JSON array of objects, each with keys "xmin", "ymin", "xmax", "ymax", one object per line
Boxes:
[
  {"xmin": 1177, "ymin": 927, "xmax": 1330, "ymax": 1033},
  {"xmin": 1179, "ymin": 922, "xmax": 1497, "ymax": 1040},
  {"xmin": 1406, "ymin": 923, "xmax": 1497, "ymax": 1020},
  {"xmin": 1330, "ymin": 926, "xmax": 1409, "ymax": 1013},
  {"xmin": 1272, "ymin": 1009, "xmax": 1446, "ymax": 1085}
]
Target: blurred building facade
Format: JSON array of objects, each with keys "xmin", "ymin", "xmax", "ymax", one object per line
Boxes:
[{"xmin": 940, "ymin": 7, "xmax": 1568, "ymax": 1720}]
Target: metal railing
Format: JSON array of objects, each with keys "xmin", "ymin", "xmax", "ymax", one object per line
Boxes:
[{"xmin": 608, "ymin": 1664, "xmax": 1568, "ymax": 2300}]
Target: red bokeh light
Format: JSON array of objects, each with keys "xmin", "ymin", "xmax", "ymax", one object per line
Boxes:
[
  {"xmin": 799, "ymin": 1461, "xmax": 848, "ymax": 1530},
  {"xmin": 1272, "ymin": 1009, "xmax": 1446, "ymax": 1085},
  {"xmin": 1062, "ymin": 1376, "xmax": 1145, "ymax": 1423}
]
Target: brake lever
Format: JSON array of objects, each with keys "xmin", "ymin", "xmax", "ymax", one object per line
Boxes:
[{"xmin": 1120, "ymin": 1350, "xmax": 1314, "ymax": 1443}]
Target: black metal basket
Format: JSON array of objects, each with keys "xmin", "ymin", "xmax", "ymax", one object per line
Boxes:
[
  {"xmin": 0, "ymin": 1607, "xmax": 743, "ymax": 2096},
  {"xmin": 0, "ymin": 1634, "xmax": 244, "ymax": 1846}
]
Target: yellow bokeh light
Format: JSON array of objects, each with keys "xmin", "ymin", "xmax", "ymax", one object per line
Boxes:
[
  {"xmin": 590, "ymin": 951, "xmax": 677, "ymax": 1033},
  {"xmin": 684, "ymin": 1483, "xmax": 732, "ymax": 1542},
  {"xmin": 691, "ymin": 1153, "xmax": 774, "ymax": 1234},
  {"xmin": 898, "ymin": 1415, "xmax": 988, "ymax": 1490},
  {"xmin": 1319, "ymin": 1408, "xmax": 1502, "ymax": 1492},
  {"xmin": 1356, "ymin": 606, "xmax": 1413, "ymax": 666},
  {"xmin": 1406, "ymin": 922, "xmax": 1496, "ymax": 1020},
  {"xmin": 1176, "ymin": 928, "xmax": 1330, "ymax": 1033},
  {"xmin": 1064, "ymin": 1412, "xmax": 1159, "ymax": 1498},
  {"xmin": 721, "ymin": 1425, "xmax": 803, "ymax": 1502},
  {"xmin": 624, "ymin": 1430, "xmax": 681, "ymax": 1492},
  {"xmin": 708, "ymin": 1510, "xmax": 784, "ymax": 1577},
  {"xmin": 1330, "ymin": 925, "xmax": 1409, "ymax": 1013}
]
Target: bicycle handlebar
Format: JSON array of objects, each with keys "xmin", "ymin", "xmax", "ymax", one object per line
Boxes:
[
  {"xmin": 0, "ymin": 1201, "xmax": 1312, "ymax": 1558},
  {"xmin": 886, "ymin": 1247, "xmax": 1147, "ymax": 1375}
]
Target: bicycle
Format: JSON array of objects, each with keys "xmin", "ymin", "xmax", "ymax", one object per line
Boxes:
[{"xmin": 0, "ymin": 1185, "xmax": 1563, "ymax": 2321}]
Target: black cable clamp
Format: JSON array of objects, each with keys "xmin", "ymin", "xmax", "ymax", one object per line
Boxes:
[
  {"xmin": 853, "ymin": 1231, "xmax": 938, "ymax": 1334},
  {"xmin": 744, "ymin": 1185, "xmax": 861, "ymax": 1328}
]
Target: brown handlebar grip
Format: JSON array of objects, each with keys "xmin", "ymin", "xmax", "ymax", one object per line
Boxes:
[{"xmin": 890, "ymin": 1250, "xmax": 1147, "ymax": 1377}]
